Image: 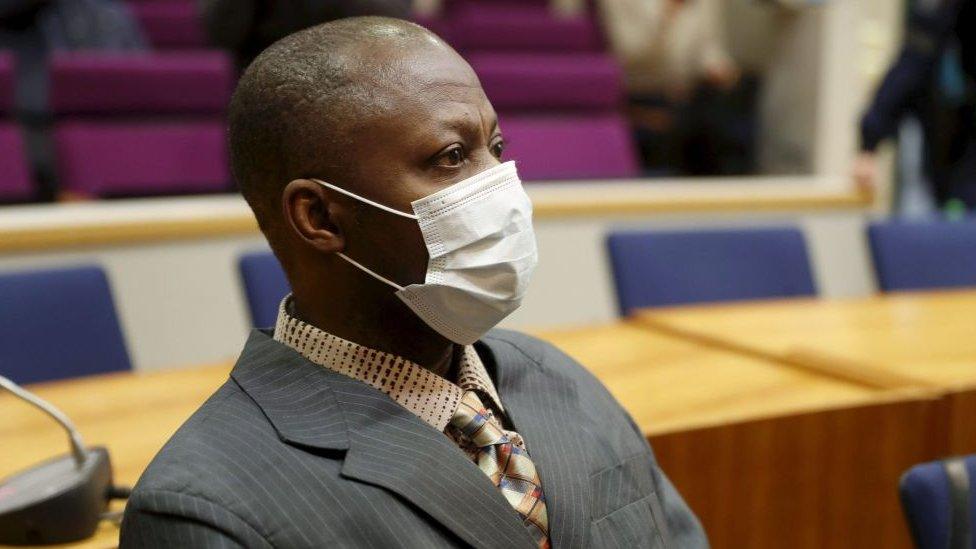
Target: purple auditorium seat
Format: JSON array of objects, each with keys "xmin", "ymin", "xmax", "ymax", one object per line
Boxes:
[
  {"xmin": 50, "ymin": 52, "xmax": 231, "ymax": 114},
  {"xmin": 129, "ymin": 1, "xmax": 206, "ymax": 49},
  {"xmin": 0, "ymin": 53, "xmax": 33, "ymax": 201},
  {"xmin": 500, "ymin": 114, "xmax": 640, "ymax": 180},
  {"xmin": 54, "ymin": 122, "xmax": 227, "ymax": 196},
  {"xmin": 449, "ymin": 4, "xmax": 601, "ymax": 52},
  {"xmin": 0, "ymin": 52, "xmax": 14, "ymax": 114},
  {"xmin": 468, "ymin": 53, "xmax": 623, "ymax": 111},
  {"xmin": 0, "ymin": 125, "xmax": 34, "ymax": 201},
  {"xmin": 445, "ymin": 0, "xmax": 549, "ymax": 11},
  {"xmin": 50, "ymin": 52, "xmax": 233, "ymax": 197}
]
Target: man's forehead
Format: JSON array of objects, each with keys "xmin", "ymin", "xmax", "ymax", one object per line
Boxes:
[
  {"xmin": 343, "ymin": 43, "xmax": 488, "ymax": 121},
  {"xmin": 356, "ymin": 38, "xmax": 481, "ymax": 94}
]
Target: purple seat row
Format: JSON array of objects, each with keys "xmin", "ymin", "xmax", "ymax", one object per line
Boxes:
[
  {"xmin": 126, "ymin": 0, "xmax": 207, "ymax": 50},
  {"xmin": 0, "ymin": 50, "xmax": 232, "ymax": 200},
  {"xmin": 0, "ymin": 125, "xmax": 31, "ymax": 201},
  {"xmin": 0, "ymin": 53, "xmax": 30, "ymax": 200},
  {"xmin": 54, "ymin": 50, "xmax": 232, "ymax": 197},
  {"xmin": 0, "ymin": 54, "xmax": 13, "ymax": 113},
  {"xmin": 421, "ymin": 3, "xmax": 603, "ymax": 54},
  {"xmin": 125, "ymin": 0, "xmax": 604, "ymax": 54},
  {"xmin": 47, "ymin": 50, "xmax": 623, "ymax": 115},
  {"xmin": 0, "ymin": 45, "xmax": 637, "ymax": 200}
]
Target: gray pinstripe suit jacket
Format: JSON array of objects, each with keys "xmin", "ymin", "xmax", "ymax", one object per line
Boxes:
[{"xmin": 120, "ymin": 329, "xmax": 707, "ymax": 548}]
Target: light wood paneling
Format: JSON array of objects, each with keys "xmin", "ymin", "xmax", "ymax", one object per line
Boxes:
[
  {"xmin": 635, "ymin": 290, "xmax": 976, "ymax": 454},
  {"xmin": 530, "ymin": 324, "xmax": 938, "ymax": 549},
  {"xmin": 2, "ymin": 321, "xmax": 934, "ymax": 549},
  {"xmin": 529, "ymin": 324, "xmax": 880, "ymax": 435},
  {"xmin": 648, "ymin": 396, "xmax": 940, "ymax": 549}
]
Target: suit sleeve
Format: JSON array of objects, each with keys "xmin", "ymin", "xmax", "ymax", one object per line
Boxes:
[
  {"xmin": 859, "ymin": 0, "xmax": 962, "ymax": 151},
  {"xmin": 120, "ymin": 489, "xmax": 272, "ymax": 549}
]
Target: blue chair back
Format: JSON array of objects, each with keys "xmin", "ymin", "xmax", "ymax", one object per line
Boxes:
[
  {"xmin": 900, "ymin": 455, "xmax": 976, "ymax": 549},
  {"xmin": 606, "ymin": 226, "xmax": 816, "ymax": 314},
  {"xmin": 239, "ymin": 251, "xmax": 290, "ymax": 328},
  {"xmin": 868, "ymin": 220, "xmax": 976, "ymax": 291},
  {"xmin": 0, "ymin": 265, "xmax": 131, "ymax": 384}
]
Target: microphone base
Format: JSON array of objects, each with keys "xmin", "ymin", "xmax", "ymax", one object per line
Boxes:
[{"xmin": 0, "ymin": 447, "xmax": 112, "ymax": 545}]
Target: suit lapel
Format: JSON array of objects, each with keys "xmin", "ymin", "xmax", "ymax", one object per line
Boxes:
[
  {"xmin": 232, "ymin": 330, "xmax": 537, "ymax": 549},
  {"xmin": 480, "ymin": 334, "xmax": 594, "ymax": 549},
  {"xmin": 231, "ymin": 331, "xmax": 350, "ymax": 450},
  {"xmin": 335, "ymin": 385, "xmax": 539, "ymax": 549}
]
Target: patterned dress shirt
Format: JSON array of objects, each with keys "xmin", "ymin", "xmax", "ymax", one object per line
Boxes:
[{"xmin": 272, "ymin": 296, "xmax": 529, "ymax": 461}]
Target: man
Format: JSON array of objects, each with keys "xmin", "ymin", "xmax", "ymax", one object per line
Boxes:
[
  {"xmin": 595, "ymin": 0, "xmax": 753, "ymax": 176},
  {"xmin": 120, "ymin": 17, "xmax": 706, "ymax": 548},
  {"xmin": 853, "ymin": 0, "xmax": 976, "ymax": 210}
]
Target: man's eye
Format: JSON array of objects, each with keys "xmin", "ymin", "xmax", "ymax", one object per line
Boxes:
[
  {"xmin": 490, "ymin": 139, "xmax": 506, "ymax": 159},
  {"xmin": 438, "ymin": 146, "xmax": 464, "ymax": 167}
]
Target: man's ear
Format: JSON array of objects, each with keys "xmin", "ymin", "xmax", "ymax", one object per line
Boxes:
[{"xmin": 282, "ymin": 179, "xmax": 346, "ymax": 254}]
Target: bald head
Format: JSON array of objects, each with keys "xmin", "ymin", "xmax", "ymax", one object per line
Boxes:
[
  {"xmin": 229, "ymin": 14, "xmax": 504, "ymax": 319},
  {"xmin": 228, "ymin": 15, "xmax": 507, "ymax": 361},
  {"xmin": 228, "ymin": 17, "xmax": 466, "ymax": 237}
]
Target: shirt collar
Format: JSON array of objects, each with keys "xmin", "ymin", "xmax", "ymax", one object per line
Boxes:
[{"xmin": 272, "ymin": 295, "xmax": 504, "ymax": 432}]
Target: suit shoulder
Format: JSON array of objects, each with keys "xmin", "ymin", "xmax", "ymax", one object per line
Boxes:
[
  {"xmin": 484, "ymin": 329, "xmax": 651, "ymax": 458},
  {"xmin": 484, "ymin": 329, "xmax": 599, "ymax": 378},
  {"xmin": 482, "ymin": 328, "xmax": 549, "ymax": 362},
  {"xmin": 131, "ymin": 380, "xmax": 272, "ymax": 494},
  {"xmin": 482, "ymin": 328, "xmax": 615, "ymax": 399}
]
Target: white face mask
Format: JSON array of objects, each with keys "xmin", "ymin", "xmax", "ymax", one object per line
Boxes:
[{"xmin": 312, "ymin": 161, "xmax": 537, "ymax": 345}]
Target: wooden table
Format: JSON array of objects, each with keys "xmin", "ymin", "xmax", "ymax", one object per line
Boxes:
[
  {"xmin": 1, "ymin": 325, "xmax": 941, "ymax": 549},
  {"xmin": 0, "ymin": 363, "xmax": 233, "ymax": 549},
  {"xmin": 531, "ymin": 324, "xmax": 940, "ymax": 549},
  {"xmin": 634, "ymin": 289, "xmax": 976, "ymax": 454}
]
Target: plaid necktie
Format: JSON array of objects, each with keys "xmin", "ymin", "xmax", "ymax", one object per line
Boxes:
[{"xmin": 451, "ymin": 391, "xmax": 550, "ymax": 548}]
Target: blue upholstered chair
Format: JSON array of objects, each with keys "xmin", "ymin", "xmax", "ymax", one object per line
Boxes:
[
  {"xmin": 606, "ymin": 227, "xmax": 817, "ymax": 314},
  {"xmin": 868, "ymin": 220, "xmax": 976, "ymax": 292},
  {"xmin": 900, "ymin": 455, "xmax": 976, "ymax": 549},
  {"xmin": 0, "ymin": 265, "xmax": 131, "ymax": 384},
  {"xmin": 239, "ymin": 251, "xmax": 290, "ymax": 328}
]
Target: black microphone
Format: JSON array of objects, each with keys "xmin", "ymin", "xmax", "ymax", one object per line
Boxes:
[{"xmin": 0, "ymin": 375, "xmax": 118, "ymax": 545}]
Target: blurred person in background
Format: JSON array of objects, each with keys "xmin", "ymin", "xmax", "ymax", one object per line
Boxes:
[
  {"xmin": 0, "ymin": 0, "xmax": 145, "ymax": 201},
  {"xmin": 0, "ymin": 0, "xmax": 145, "ymax": 116},
  {"xmin": 200, "ymin": 0, "xmax": 412, "ymax": 71},
  {"xmin": 596, "ymin": 0, "xmax": 758, "ymax": 176},
  {"xmin": 854, "ymin": 0, "xmax": 976, "ymax": 213}
]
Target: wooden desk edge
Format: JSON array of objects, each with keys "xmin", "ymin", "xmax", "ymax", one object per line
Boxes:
[
  {"xmin": 633, "ymin": 314, "xmax": 939, "ymax": 391},
  {"xmin": 644, "ymin": 385, "xmax": 943, "ymax": 438}
]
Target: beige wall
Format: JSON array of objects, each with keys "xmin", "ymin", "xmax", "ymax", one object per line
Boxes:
[{"xmin": 723, "ymin": 0, "xmax": 903, "ymax": 183}]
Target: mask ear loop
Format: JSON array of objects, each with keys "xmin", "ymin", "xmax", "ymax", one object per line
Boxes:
[
  {"xmin": 308, "ymin": 178, "xmax": 416, "ymax": 291},
  {"xmin": 312, "ymin": 179, "xmax": 418, "ymax": 291},
  {"xmin": 311, "ymin": 178, "xmax": 418, "ymax": 220},
  {"xmin": 336, "ymin": 252, "xmax": 406, "ymax": 291}
]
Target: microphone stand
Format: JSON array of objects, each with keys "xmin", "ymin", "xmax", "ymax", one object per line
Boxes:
[
  {"xmin": 0, "ymin": 374, "xmax": 125, "ymax": 544},
  {"xmin": 0, "ymin": 376, "xmax": 87, "ymax": 468}
]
